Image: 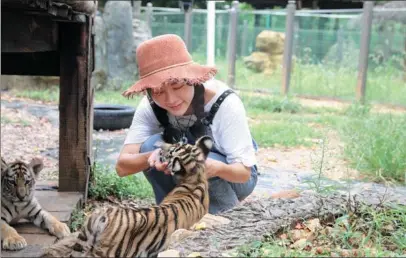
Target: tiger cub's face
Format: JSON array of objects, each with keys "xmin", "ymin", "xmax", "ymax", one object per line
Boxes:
[
  {"xmin": 1, "ymin": 157, "xmax": 44, "ymax": 202},
  {"xmin": 158, "ymin": 135, "xmax": 213, "ymax": 182}
]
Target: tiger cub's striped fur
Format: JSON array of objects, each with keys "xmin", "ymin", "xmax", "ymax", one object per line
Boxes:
[
  {"xmin": 41, "ymin": 135, "xmax": 213, "ymax": 258},
  {"xmin": 1, "ymin": 157, "xmax": 71, "ymax": 250}
]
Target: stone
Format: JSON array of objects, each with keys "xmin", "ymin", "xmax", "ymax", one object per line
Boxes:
[
  {"xmin": 255, "ymin": 30, "xmax": 285, "ymax": 55},
  {"xmin": 158, "ymin": 249, "xmax": 180, "ymax": 257},
  {"xmin": 132, "ymin": 18, "xmax": 152, "ymax": 53},
  {"xmin": 270, "ymin": 189, "xmax": 301, "ymax": 199},
  {"xmin": 191, "ymin": 213, "xmax": 231, "ymax": 230},
  {"xmin": 243, "ymin": 30, "xmax": 285, "ymax": 75},
  {"xmin": 170, "ymin": 229, "xmax": 197, "ymax": 244},
  {"xmin": 103, "ymin": 1, "xmax": 137, "ymax": 90}
]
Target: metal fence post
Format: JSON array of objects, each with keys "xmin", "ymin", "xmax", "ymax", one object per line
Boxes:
[
  {"xmin": 282, "ymin": 0, "xmax": 296, "ymax": 95},
  {"xmin": 146, "ymin": 2, "xmax": 153, "ymax": 32},
  {"xmin": 356, "ymin": 1, "xmax": 373, "ymax": 104},
  {"xmin": 227, "ymin": 1, "xmax": 239, "ymax": 88},
  {"xmin": 240, "ymin": 20, "xmax": 248, "ymax": 57},
  {"xmin": 184, "ymin": 7, "xmax": 193, "ymax": 51}
]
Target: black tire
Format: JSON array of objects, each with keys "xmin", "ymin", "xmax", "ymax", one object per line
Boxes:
[{"xmin": 93, "ymin": 104, "xmax": 135, "ymax": 131}]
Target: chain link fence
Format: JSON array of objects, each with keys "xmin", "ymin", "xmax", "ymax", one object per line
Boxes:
[{"xmin": 142, "ymin": 3, "xmax": 406, "ymax": 106}]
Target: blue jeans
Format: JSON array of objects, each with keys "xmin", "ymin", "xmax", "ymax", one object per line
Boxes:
[{"xmin": 139, "ymin": 133, "xmax": 258, "ymax": 214}]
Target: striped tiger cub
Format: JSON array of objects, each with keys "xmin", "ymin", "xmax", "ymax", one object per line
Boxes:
[
  {"xmin": 1, "ymin": 156, "xmax": 71, "ymax": 250},
  {"xmin": 41, "ymin": 135, "xmax": 213, "ymax": 258}
]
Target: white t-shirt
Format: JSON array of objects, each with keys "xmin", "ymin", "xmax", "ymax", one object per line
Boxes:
[{"xmin": 124, "ymin": 78, "xmax": 257, "ymax": 167}]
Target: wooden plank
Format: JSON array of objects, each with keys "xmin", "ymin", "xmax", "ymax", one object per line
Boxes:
[
  {"xmin": 1, "ymin": 9, "xmax": 58, "ymax": 53},
  {"xmin": 58, "ymin": 18, "xmax": 93, "ymax": 193},
  {"xmin": 1, "ymin": 52, "xmax": 59, "ymax": 76}
]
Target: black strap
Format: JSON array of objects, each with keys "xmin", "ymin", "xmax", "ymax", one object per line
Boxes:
[
  {"xmin": 147, "ymin": 93, "xmax": 169, "ymax": 128},
  {"xmin": 148, "ymin": 88, "xmax": 235, "ymax": 127},
  {"xmin": 202, "ymin": 89, "xmax": 234, "ymax": 126}
]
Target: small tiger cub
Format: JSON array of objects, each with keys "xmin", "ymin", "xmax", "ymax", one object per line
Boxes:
[
  {"xmin": 1, "ymin": 156, "xmax": 71, "ymax": 250},
  {"xmin": 41, "ymin": 135, "xmax": 213, "ymax": 258}
]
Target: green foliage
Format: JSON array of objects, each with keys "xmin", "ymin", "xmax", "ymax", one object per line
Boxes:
[
  {"xmin": 88, "ymin": 163, "xmax": 154, "ymax": 200},
  {"xmin": 250, "ymin": 118, "xmax": 321, "ymax": 148},
  {"xmin": 240, "ymin": 94, "xmax": 302, "ymax": 114},
  {"xmin": 339, "ymin": 113, "xmax": 406, "ymax": 183}
]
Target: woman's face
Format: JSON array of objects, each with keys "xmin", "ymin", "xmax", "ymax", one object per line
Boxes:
[{"xmin": 150, "ymin": 83, "xmax": 194, "ymax": 116}]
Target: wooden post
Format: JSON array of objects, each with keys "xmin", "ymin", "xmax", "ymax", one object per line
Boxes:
[
  {"xmin": 227, "ymin": 1, "xmax": 239, "ymax": 88},
  {"xmin": 356, "ymin": 1, "xmax": 373, "ymax": 104},
  {"xmin": 58, "ymin": 18, "xmax": 93, "ymax": 193},
  {"xmin": 282, "ymin": 0, "xmax": 296, "ymax": 95}
]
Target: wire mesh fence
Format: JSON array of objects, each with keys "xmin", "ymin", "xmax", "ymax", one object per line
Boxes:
[{"xmin": 143, "ymin": 3, "xmax": 406, "ymax": 106}]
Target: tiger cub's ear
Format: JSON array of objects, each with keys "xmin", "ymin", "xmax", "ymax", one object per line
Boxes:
[
  {"xmin": 195, "ymin": 136, "xmax": 213, "ymax": 159},
  {"xmin": 29, "ymin": 157, "xmax": 44, "ymax": 177}
]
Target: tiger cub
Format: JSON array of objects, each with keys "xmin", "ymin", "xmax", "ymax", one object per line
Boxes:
[
  {"xmin": 1, "ymin": 157, "xmax": 71, "ymax": 250},
  {"xmin": 41, "ymin": 135, "xmax": 213, "ymax": 258}
]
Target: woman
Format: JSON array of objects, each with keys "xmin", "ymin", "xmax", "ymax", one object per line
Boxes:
[{"xmin": 116, "ymin": 34, "xmax": 258, "ymax": 214}]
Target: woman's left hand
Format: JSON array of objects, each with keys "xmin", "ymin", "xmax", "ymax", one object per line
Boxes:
[{"xmin": 205, "ymin": 158, "xmax": 225, "ymax": 179}]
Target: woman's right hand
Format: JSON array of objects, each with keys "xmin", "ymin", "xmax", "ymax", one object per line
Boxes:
[{"xmin": 148, "ymin": 149, "xmax": 170, "ymax": 174}]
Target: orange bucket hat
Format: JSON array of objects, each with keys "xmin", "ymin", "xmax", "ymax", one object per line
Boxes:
[{"xmin": 122, "ymin": 34, "xmax": 218, "ymax": 98}]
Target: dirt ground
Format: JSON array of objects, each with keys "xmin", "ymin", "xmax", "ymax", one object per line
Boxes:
[{"xmin": 1, "ymin": 93, "xmax": 363, "ymax": 182}]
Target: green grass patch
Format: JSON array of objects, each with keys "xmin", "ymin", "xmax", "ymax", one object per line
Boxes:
[
  {"xmin": 88, "ymin": 163, "xmax": 154, "ymax": 201},
  {"xmin": 250, "ymin": 119, "xmax": 322, "ymax": 148},
  {"xmin": 338, "ymin": 113, "xmax": 406, "ymax": 183},
  {"xmin": 12, "ymin": 87, "xmax": 59, "ymax": 103}
]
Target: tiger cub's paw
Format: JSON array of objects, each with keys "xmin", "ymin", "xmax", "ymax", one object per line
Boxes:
[
  {"xmin": 2, "ymin": 233, "xmax": 28, "ymax": 250},
  {"xmin": 49, "ymin": 221, "xmax": 71, "ymax": 239}
]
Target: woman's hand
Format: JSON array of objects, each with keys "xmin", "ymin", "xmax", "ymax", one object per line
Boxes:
[
  {"xmin": 148, "ymin": 149, "xmax": 170, "ymax": 174},
  {"xmin": 205, "ymin": 158, "xmax": 226, "ymax": 179}
]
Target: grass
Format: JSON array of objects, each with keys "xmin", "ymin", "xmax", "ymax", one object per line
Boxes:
[
  {"xmin": 192, "ymin": 52, "xmax": 406, "ymax": 106},
  {"xmin": 338, "ymin": 113, "xmax": 406, "ymax": 183},
  {"xmin": 88, "ymin": 162, "xmax": 154, "ymax": 201}
]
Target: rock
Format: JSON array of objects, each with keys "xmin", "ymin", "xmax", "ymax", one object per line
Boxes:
[
  {"xmin": 158, "ymin": 249, "xmax": 180, "ymax": 257},
  {"xmin": 94, "ymin": 15, "xmax": 106, "ymax": 72},
  {"xmin": 243, "ymin": 30, "xmax": 285, "ymax": 75},
  {"xmin": 170, "ymin": 229, "xmax": 197, "ymax": 244},
  {"xmin": 255, "ymin": 30, "xmax": 285, "ymax": 55},
  {"xmin": 132, "ymin": 18, "xmax": 152, "ymax": 53},
  {"xmin": 270, "ymin": 189, "xmax": 300, "ymax": 199},
  {"xmin": 103, "ymin": 1, "xmax": 137, "ymax": 90},
  {"xmin": 191, "ymin": 214, "xmax": 231, "ymax": 230}
]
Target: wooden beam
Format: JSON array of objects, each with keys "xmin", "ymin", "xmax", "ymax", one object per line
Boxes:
[
  {"xmin": 58, "ymin": 18, "xmax": 93, "ymax": 193},
  {"xmin": 1, "ymin": 52, "xmax": 59, "ymax": 76},
  {"xmin": 1, "ymin": 9, "xmax": 58, "ymax": 53}
]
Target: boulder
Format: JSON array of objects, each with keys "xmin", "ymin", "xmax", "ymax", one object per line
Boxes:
[
  {"xmin": 256, "ymin": 30, "xmax": 285, "ymax": 55},
  {"xmin": 243, "ymin": 30, "xmax": 285, "ymax": 75},
  {"xmin": 103, "ymin": 1, "xmax": 137, "ymax": 90},
  {"xmin": 243, "ymin": 52, "xmax": 283, "ymax": 75}
]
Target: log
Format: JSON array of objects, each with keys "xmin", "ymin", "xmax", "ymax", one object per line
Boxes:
[{"xmin": 169, "ymin": 186, "xmax": 406, "ymax": 257}]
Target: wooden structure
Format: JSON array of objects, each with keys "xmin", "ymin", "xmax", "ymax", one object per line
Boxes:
[{"xmin": 1, "ymin": 0, "xmax": 95, "ymax": 195}]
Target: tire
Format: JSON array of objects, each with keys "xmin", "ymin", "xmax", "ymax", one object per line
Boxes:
[{"xmin": 93, "ymin": 104, "xmax": 135, "ymax": 131}]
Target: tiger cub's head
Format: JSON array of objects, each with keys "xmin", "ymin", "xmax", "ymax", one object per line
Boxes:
[
  {"xmin": 158, "ymin": 135, "xmax": 213, "ymax": 183},
  {"xmin": 1, "ymin": 157, "xmax": 44, "ymax": 202}
]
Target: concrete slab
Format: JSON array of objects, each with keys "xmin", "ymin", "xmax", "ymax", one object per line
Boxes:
[
  {"xmin": 1, "ymin": 244, "xmax": 45, "ymax": 258},
  {"xmin": 35, "ymin": 191, "xmax": 83, "ymax": 212},
  {"xmin": 1, "ymin": 190, "xmax": 82, "ymax": 257}
]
